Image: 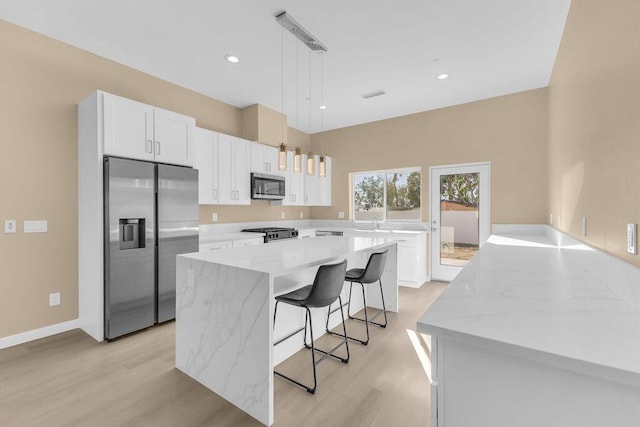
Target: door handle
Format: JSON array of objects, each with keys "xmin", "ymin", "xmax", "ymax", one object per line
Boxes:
[
  {"xmin": 146, "ymin": 139, "xmax": 153, "ymax": 153},
  {"xmin": 432, "ymin": 227, "xmax": 438, "ymax": 232},
  {"xmin": 155, "ymin": 141, "xmax": 161, "ymax": 155},
  {"xmin": 213, "ymin": 189, "xmax": 218, "ymax": 200}
]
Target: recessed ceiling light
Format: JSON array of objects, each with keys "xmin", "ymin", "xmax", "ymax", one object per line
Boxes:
[
  {"xmin": 319, "ymin": 105, "xmax": 327, "ymax": 110},
  {"xmin": 224, "ymin": 54, "xmax": 239, "ymax": 63},
  {"xmin": 437, "ymin": 73, "xmax": 449, "ymax": 80}
]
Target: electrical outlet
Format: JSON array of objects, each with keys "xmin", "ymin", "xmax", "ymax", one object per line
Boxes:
[
  {"xmin": 281, "ymin": 212, "xmax": 286, "ymax": 219},
  {"xmin": 49, "ymin": 292, "xmax": 60, "ymax": 306},
  {"xmin": 338, "ymin": 211, "xmax": 345, "ymax": 219},
  {"xmin": 299, "ymin": 212, "xmax": 304, "ymax": 219},
  {"xmin": 211, "ymin": 213, "xmax": 218, "ymax": 222},
  {"xmin": 4, "ymin": 219, "xmax": 16, "ymax": 233}
]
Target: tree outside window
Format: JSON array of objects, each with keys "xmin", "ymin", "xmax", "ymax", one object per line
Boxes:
[{"xmin": 352, "ymin": 168, "xmax": 421, "ymax": 221}]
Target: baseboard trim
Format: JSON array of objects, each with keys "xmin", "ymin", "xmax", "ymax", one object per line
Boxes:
[{"xmin": 0, "ymin": 319, "xmax": 81, "ymax": 350}]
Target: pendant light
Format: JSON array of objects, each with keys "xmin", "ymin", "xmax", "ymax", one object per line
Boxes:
[
  {"xmin": 318, "ymin": 51, "xmax": 326, "ymax": 178},
  {"xmin": 306, "ymin": 49, "xmax": 315, "ymax": 176},
  {"xmin": 293, "ymin": 38, "xmax": 302, "ymax": 173},
  {"xmin": 278, "ymin": 26, "xmax": 288, "ymax": 171}
]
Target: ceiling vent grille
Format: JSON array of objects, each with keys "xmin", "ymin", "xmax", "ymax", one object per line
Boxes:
[{"xmin": 361, "ymin": 90, "xmax": 386, "ymax": 99}]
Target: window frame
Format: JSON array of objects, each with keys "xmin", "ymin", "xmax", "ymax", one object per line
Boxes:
[{"xmin": 350, "ymin": 166, "xmax": 422, "ymax": 223}]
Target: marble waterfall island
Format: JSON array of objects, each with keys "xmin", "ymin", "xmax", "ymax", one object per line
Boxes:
[{"xmin": 176, "ymin": 236, "xmax": 398, "ymax": 426}]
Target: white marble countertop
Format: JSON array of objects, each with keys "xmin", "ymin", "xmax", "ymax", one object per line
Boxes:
[
  {"xmin": 417, "ymin": 225, "xmax": 640, "ymax": 387},
  {"xmin": 182, "ymin": 235, "xmax": 396, "ymax": 276}
]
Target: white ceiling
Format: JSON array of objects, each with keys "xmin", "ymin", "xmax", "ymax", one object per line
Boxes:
[{"xmin": 0, "ymin": 0, "xmax": 571, "ymax": 133}]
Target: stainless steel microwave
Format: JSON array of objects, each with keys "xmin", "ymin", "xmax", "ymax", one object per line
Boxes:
[{"xmin": 250, "ymin": 173, "xmax": 285, "ymax": 200}]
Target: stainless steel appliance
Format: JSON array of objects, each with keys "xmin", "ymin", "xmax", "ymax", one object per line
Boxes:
[
  {"xmin": 104, "ymin": 157, "xmax": 199, "ymax": 340},
  {"xmin": 250, "ymin": 173, "xmax": 285, "ymax": 200},
  {"xmin": 242, "ymin": 227, "xmax": 299, "ymax": 243}
]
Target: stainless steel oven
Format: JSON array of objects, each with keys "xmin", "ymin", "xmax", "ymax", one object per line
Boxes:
[{"xmin": 251, "ymin": 173, "xmax": 285, "ymax": 200}]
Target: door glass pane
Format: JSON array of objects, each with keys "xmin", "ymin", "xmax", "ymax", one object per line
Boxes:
[
  {"xmin": 353, "ymin": 173, "xmax": 385, "ymax": 221},
  {"xmin": 440, "ymin": 173, "xmax": 479, "ymax": 266},
  {"xmin": 386, "ymin": 171, "xmax": 421, "ymax": 220}
]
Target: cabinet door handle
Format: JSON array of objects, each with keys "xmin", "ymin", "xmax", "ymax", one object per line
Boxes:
[
  {"xmin": 155, "ymin": 141, "xmax": 161, "ymax": 155},
  {"xmin": 213, "ymin": 189, "xmax": 217, "ymax": 200},
  {"xmin": 146, "ymin": 139, "xmax": 153, "ymax": 153}
]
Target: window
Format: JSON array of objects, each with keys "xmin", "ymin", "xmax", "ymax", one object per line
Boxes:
[{"xmin": 351, "ymin": 168, "xmax": 421, "ymax": 221}]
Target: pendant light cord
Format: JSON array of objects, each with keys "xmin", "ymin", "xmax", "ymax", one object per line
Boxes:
[
  {"xmin": 320, "ymin": 51, "xmax": 324, "ymax": 156},
  {"xmin": 281, "ymin": 26, "xmax": 284, "ymax": 145}
]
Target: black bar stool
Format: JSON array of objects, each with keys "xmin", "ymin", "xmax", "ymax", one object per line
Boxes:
[
  {"xmin": 326, "ymin": 250, "xmax": 388, "ymax": 345},
  {"xmin": 273, "ymin": 259, "xmax": 349, "ymax": 394}
]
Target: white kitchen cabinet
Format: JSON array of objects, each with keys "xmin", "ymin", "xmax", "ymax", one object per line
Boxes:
[
  {"xmin": 304, "ymin": 155, "xmax": 332, "ymax": 206},
  {"xmin": 103, "ymin": 92, "xmax": 195, "ymax": 166},
  {"xmin": 250, "ymin": 142, "xmax": 280, "ymax": 175},
  {"xmin": 218, "ymin": 133, "xmax": 250, "ymax": 205},
  {"xmin": 194, "ymin": 128, "xmax": 219, "ymax": 204},
  {"xmin": 342, "ymin": 229, "xmax": 427, "ymax": 287},
  {"xmin": 195, "ymin": 128, "xmax": 250, "ymax": 205}
]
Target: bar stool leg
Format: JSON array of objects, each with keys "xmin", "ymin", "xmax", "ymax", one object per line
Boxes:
[{"xmin": 377, "ymin": 278, "xmax": 388, "ymax": 328}]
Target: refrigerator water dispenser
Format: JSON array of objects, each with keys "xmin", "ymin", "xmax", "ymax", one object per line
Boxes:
[{"xmin": 119, "ymin": 218, "xmax": 145, "ymax": 250}]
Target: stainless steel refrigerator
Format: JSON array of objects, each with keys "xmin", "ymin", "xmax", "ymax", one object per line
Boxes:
[{"xmin": 104, "ymin": 157, "xmax": 199, "ymax": 340}]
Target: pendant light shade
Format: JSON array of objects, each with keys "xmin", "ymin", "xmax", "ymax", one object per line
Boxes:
[
  {"xmin": 278, "ymin": 143, "xmax": 287, "ymax": 171},
  {"xmin": 306, "ymin": 152, "xmax": 315, "ymax": 175},
  {"xmin": 319, "ymin": 154, "xmax": 326, "ymax": 177},
  {"xmin": 294, "ymin": 147, "xmax": 302, "ymax": 173}
]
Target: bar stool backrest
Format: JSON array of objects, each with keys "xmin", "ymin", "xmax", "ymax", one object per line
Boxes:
[
  {"xmin": 304, "ymin": 260, "xmax": 348, "ymax": 308},
  {"xmin": 359, "ymin": 250, "xmax": 388, "ymax": 284}
]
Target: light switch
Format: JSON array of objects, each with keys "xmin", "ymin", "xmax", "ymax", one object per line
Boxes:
[
  {"xmin": 49, "ymin": 292, "xmax": 60, "ymax": 306},
  {"xmin": 24, "ymin": 220, "xmax": 47, "ymax": 233},
  {"xmin": 4, "ymin": 219, "xmax": 16, "ymax": 233},
  {"xmin": 627, "ymin": 224, "xmax": 637, "ymax": 255}
]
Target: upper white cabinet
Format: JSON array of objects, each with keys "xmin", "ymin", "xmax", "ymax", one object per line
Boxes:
[
  {"xmin": 304, "ymin": 155, "xmax": 332, "ymax": 206},
  {"xmin": 250, "ymin": 142, "xmax": 280, "ymax": 175},
  {"xmin": 103, "ymin": 95, "xmax": 154, "ymax": 161},
  {"xmin": 195, "ymin": 128, "xmax": 250, "ymax": 205},
  {"xmin": 102, "ymin": 92, "xmax": 195, "ymax": 167},
  {"xmin": 194, "ymin": 128, "xmax": 219, "ymax": 204},
  {"xmin": 275, "ymin": 151, "xmax": 306, "ymax": 206},
  {"xmin": 217, "ymin": 133, "xmax": 251, "ymax": 205}
]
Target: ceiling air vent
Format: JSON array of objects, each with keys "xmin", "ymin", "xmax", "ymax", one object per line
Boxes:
[{"xmin": 361, "ymin": 90, "xmax": 386, "ymax": 99}]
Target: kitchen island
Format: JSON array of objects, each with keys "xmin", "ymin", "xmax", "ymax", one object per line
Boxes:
[
  {"xmin": 418, "ymin": 225, "xmax": 640, "ymax": 427},
  {"xmin": 176, "ymin": 236, "xmax": 398, "ymax": 426}
]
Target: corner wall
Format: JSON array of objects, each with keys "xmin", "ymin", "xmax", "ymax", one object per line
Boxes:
[
  {"xmin": 548, "ymin": 0, "xmax": 640, "ymax": 265},
  {"xmin": 311, "ymin": 88, "xmax": 550, "ymax": 226},
  {"xmin": 0, "ymin": 20, "xmax": 306, "ymax": 338}
]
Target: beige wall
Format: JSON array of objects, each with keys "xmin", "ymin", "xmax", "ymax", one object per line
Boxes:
[
  {"xmin": 311, "ymin": 88, "xmax": 550, "ymax": 226},
  {"xmin": 548, "ymin": 0, "xmax": 640, "ymax": 266},
  {"xmin": 0, "ymin": 20, "xmax": 307, "ymax": 338}
]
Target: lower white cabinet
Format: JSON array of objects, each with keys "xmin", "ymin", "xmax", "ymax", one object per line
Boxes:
[{"xmin": 343, "ymin": 229, "xmax": 427, "ymax": 287}]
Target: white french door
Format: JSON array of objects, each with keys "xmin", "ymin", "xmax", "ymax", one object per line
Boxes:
[{"xmin": 430, "ymin": 162, "xmax": 491, "ymax": 281}]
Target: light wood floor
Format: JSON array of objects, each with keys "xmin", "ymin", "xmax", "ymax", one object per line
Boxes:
[{"xmin": 0, "ymin": 282, "xmax": 446, "ymax": 427}]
